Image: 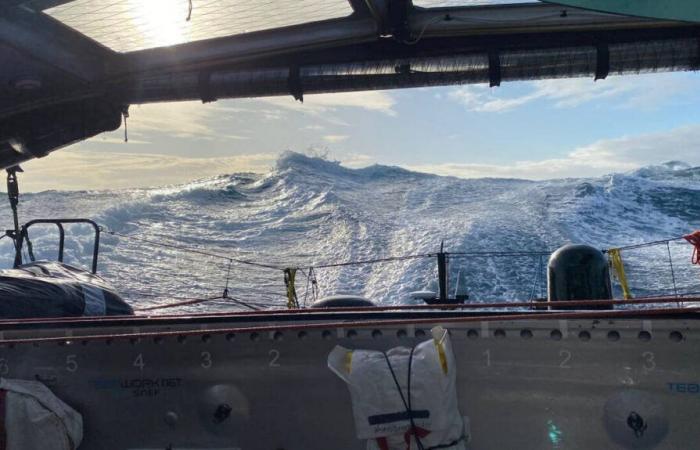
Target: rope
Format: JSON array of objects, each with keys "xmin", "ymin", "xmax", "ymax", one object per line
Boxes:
[
  {"xmin": 284, "ymin": 268, "xmax": 299, "ymax": 309},
  {"xmin": 135, "ymin": 294, "xmax": 259, "ymax": 312},
  {"xmin": 684, "ymin": 231, "xmax": 700, "ymax": 265},
  {"xmin": 135, "ymin": 295, "xmax": 225, "ymax": 311},
  {"xmin": 609, "ymin": 235, "xmax": 688, "ymax": 252},
  {"xmin": 529, "ymin": 255, "xmax": 543, "ymax": 301},
  {"xmin": 381, "ymin": 347, "xmax": 427, "ymax": 450},
  {"xmin": 102, "ymin": 224, "xmax": 700, "ymax": 307},
  {"xmin": 608, "ymin": 248, "xmax": 632, "ymax": 300},
  {"xmin": 102, "ymin": 229, "xmax": 283, "ymax": 270},
  {"xmin": 666, "ymin": 241, "xmax": 679, "ymax": 300},
  {"xmin": 222, "ymin": 259, "xmax": 233, "ymax": 299},
  {"xmin": 304, "ymin": 254, "xmax": 433, "ymax": 270},
  {"xmin": 448, "ymin": 251, "xmax": 551, "ymax": 258}
]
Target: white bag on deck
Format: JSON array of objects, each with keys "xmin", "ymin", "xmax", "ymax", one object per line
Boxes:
[
  {"xmin": 0, "ymin": 378, "xmax": 83, "ymax": 450},
  {"xmin": 328, "ymin": 326, "xmax": 467, "ymax": 450}
]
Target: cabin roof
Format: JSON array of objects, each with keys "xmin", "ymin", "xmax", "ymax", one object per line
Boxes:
[{"xmin": 1, "ymin": 0, "xmax": 699, "ymax": 169}]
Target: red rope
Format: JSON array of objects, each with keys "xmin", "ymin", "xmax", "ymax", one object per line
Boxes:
[{"xmin": 684, "ymin": 231, "xmax": 700, "ymax": 265}]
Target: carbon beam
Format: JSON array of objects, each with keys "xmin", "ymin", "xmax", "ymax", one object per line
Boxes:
[{"xmin": 0, "ymin": 5, "xmax": 113, "ymax": 82}]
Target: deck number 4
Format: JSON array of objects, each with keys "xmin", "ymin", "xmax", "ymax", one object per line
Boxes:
[{"xmin": 133, "ymin": 353, "xmax": 145, "ymax": 371}]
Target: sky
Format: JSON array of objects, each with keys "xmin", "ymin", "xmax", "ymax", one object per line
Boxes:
[{"xmin": 20, "ymin": 70, "xmax": 700, "ymax": 191}]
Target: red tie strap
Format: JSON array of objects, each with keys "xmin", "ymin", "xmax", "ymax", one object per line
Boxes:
[{"xmin": 684, "ymin": 231, "xmax": 700, "ymax": 265}]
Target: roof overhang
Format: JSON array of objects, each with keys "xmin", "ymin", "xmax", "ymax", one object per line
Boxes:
[{"xmin": 0, "ymin": 0, "xmax": 698, "ymax": 169}]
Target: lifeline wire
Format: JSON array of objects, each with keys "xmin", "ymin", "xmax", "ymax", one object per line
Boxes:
[
  {"xmin": 103, "ymin": 224, "xmax": 700, "ymax": 310},
  {"xmin": 102, "ymin": 228, "xmax": 282, "ymax": 270}
]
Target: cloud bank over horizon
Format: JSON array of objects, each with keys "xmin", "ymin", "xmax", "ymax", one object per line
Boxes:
[
  {"xmin": 20, "ymin": 121, "xmax": 700, "ymax": 192},
  {"xmin": 16, "ymin": 72, "xmax": 700, "ymax": 191}
]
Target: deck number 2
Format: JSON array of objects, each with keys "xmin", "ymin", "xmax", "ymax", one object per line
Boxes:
[
  {"xmin": 559, "ymin": 350, "xmax": 572, "ymax": 369},
  {"xmin": 269, "ymin": 349, "xmax": 281, "ymax": 368}
]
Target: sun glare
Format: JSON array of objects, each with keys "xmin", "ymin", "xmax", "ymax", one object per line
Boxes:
[{"xmin": 129, "ymin": 0, "xmax": 190, "ymax": 49}]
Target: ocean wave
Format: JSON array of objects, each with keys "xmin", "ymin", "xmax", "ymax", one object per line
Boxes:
[{"xmin": 0, "ymin": 152, "xmax": 698, "ymax": 310}]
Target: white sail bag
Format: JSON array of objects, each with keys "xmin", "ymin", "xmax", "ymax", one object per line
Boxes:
[
  {"xmin": 0, "ymin": 378, "xmax": 83, "ymax": 450},
  {"xmin": 328, "ymin": 326, "xmax": 467, "ymax": 450}
]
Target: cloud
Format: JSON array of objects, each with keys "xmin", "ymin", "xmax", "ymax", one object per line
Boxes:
[
  {"xmin": 88, "ymin": 136, "xmax": 150, "ymax": 145},
  {"xmin": 122, "ymin": 102, "xmax": 251, "ymax": 140},
  {"xmin": 323, "ymin": 135, "xmax": 350, "ymax": 143},
  {"xmin": 449, "ymin": 73, "xmax": 696, "ymax": 113},
  {"xmin": 302, "ymin": 125, "xmax": 325, "ymax": 131},
  {"xmin": 405, "ymin": 123, "xmax": 700, "ymax": 179},
  {"xmin": 258, "ymin": 91, "xmax": 397, "ymax": 117}
]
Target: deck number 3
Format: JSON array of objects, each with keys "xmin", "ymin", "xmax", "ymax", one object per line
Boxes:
[
  {"xmin": 201, "ymin": 351, "xmax": 212, "ymax": 369},
  {"xmin": 643, "ymin": 352, "xmax": 656, "ymax": 373}
]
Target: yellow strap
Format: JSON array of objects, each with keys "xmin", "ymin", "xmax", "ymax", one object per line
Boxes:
[
  {"xmin": 344, "ymin": 350, "xmax": 353, "ymax": 374},
  {"xmin": 434, "ymin": 340, "xmax": 448, "ymax": 374},
  {"xmin": 285, "ymin": 268, "xmax": 298, "ymax": 309},
  {"xmin": 608, "ymin": 248, "xmax": 632, "ymax": 300}
]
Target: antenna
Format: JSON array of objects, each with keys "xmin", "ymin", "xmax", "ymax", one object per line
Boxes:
[{"xmin": 6, "ymin": 166, "xmax": 23, "ymax": 267}]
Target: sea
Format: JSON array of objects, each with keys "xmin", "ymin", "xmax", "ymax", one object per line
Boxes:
[{"xmin": 0, "ymin": 152, "xmax": 698, "ymax": 312}]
